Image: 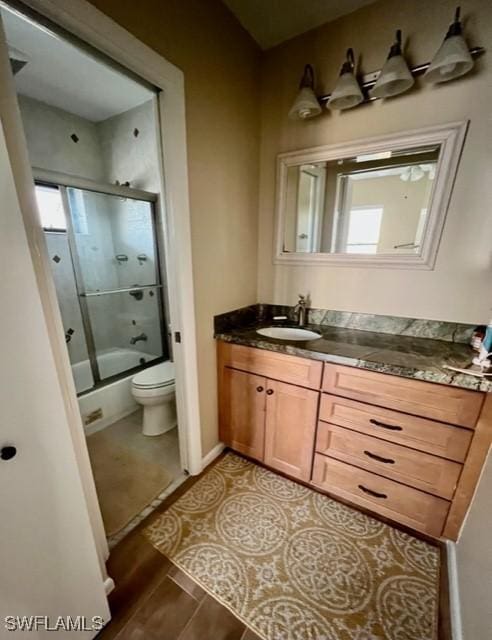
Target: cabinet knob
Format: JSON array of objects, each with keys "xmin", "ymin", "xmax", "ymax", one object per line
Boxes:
[
  {"xmin": 256, "ymin": 386, "xmax": 264, "ymax": 392},
  {"xmin": 1, "ymin": 446, "xmax": 17, "ymax": 461},
  {"xmin": 266, "ymin": 389, "xmax": 274, "ymax": 395}
]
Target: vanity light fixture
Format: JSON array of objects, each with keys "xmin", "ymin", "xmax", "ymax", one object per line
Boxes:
[
  {"xmin": 370, "ymin": 30, "xmax": 414, "ymax": 99},
  {"xmin": 289, "ymin": 7, "xmax": 484, "ymax": 120},
  {"xmin": 423, "ymin": 7, "xmax": 474, "ymax": 84},
  {"xmin": 288, "ymin": 64, "xmax": 322, "ymax": 120},
  {"xmin": 327, "ymin": 48, "xmax": 363, "ymax": 110},
  {"xmin": 400, "ymin": 165, "xmax": 425, "ymax": 182}
]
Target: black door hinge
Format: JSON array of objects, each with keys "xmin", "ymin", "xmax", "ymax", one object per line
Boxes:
[{"xmin": 174, "ymin": 331, "xmax": 181, "ymax": 343}]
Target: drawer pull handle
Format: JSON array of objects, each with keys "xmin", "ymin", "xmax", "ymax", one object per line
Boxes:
[
  {"xmin": 364, "ymin": 450, "xmax": 395, "ymax": 464},
  {"xmin": 256, "ymin": 386, "xmax": 264, "ymax": 392},
  {"xmin": 358, "ymin": 484, "xmax": 387, "ymax": 499},
  {"xmin": 266, "ymin": 389, "xmax": 274, "ymax": 396},
  {"xmin": 370, "ymin": 418, "xmax": 402, "ymax": 431}
]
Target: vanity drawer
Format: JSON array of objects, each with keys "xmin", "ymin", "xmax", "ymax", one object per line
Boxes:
[
  {"xmin": 322, "ymin": 364, "xmax": 483, "ymax": 428},
  {"xmin": 312, "ymin": 454, "xmax": 449, "ymax": 537},
  {"xmin": 219, "ymin": 342, "xmax": 322, "ymax": 389},
  {"xmin": 319, "ymin": 394, "xmax": 472, "ymax": 462},
  {"xmin": 316, "ymin": 422, "xmax": 462, "ymax": 499}
]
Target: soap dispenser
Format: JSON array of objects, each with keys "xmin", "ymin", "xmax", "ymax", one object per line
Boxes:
[{"xmin": 473, "ymin": 318, "xmax": 492, "ymax": 370}]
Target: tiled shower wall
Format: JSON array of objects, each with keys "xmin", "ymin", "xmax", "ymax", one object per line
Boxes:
[
  {"xmin": 97, "ymin": 101, "xmax": 164, "ymax": 359},
  {"xmin": 18, "ymin": 95, "xmax": 106, "ymax": 181},
  {"xmin": 18, "ymin": 95, "xmax": 165, "ymax": 364}
]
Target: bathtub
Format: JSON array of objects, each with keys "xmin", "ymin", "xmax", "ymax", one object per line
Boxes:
[{"xmin": 74, "ymin": 348, "xmax": 159, "ymax": 433}]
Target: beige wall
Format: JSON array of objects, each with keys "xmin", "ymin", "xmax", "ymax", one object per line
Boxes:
[
  {"xmin": 456, "ymin": 452, "xmax": 492, "ymax": 638},
  {"xmin": 88, "ymin": 0, "xmax": 261, "ymax": 456},
  {"xmin": 258, "ymin": 0, "xmax": 492, "ymax": 324}
]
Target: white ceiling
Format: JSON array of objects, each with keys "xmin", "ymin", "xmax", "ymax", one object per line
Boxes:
[
  {"xmin": 0, "ymin": 6, "xmax": 154, "ymax": 122},
  {"xmin": 223, "ymin": 0, "xmax": 377, "ymax": 49}
]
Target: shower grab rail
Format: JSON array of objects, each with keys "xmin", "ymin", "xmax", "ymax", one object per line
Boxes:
[{"xmin": 80, "ymin": 284, "xmax": 163, "ymax": 297}]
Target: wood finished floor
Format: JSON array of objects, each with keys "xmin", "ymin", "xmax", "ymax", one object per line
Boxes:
[
  {"xmin": 97, "ymin": 451, "xmax": 449, "ymax": 640},
  {"xmin": 97, "ymin": 456, "xmax": 260, "ymax": 640}
]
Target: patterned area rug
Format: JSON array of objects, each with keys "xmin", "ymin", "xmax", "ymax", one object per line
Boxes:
[{"xmin": 144, "ymin": 453, "xmax": 440, "ymax": 640}]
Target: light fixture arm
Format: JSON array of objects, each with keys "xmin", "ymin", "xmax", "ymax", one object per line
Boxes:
[
  {"xmin": 446, "ymin": 6, "xmax": 463, "ymax": 38},
  {"xmin": 339, "ymin": 47, "xmax": 356, "ymax": 75},
  {"xmin": 299, "ymin": 63, "xmax": 315, "ymax": 89},
  {"xmin": 388, "ymin": 29, "xmax": 403, "ymax": 58},
  {"xmin": 318, "ymin": 45, "xmax": 485, "ymax": 104}
]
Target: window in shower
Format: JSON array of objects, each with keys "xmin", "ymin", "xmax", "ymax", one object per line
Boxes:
[
  {"xmin": 38, "ymin": 179, "xmax": 168, "ymax": 394},
  {"xmin": 36, "ymin": 184, "xmax": 67, "ymax": 231}
]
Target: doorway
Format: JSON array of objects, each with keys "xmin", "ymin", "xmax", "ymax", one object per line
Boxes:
[{"xmin": 0, "ymin": 0, "xmax": 199, "ymax": 544}]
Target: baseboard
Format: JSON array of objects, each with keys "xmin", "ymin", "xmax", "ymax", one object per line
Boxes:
[
  {"xmin": 445, "ymin": 541, "xmax": 463, "ymax": 640},
  {"xmin": 201, "ymin": 442, "xmax": 225, "ymax": 470}
]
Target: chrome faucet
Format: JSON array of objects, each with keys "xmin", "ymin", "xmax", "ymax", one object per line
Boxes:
[
  {"xmin": 130, "ymin": 332, "xmax": 148, "ymax": 345},
  {"xmin": 294, "ymin": 294, "xmax": 308, "ymax": 327}
]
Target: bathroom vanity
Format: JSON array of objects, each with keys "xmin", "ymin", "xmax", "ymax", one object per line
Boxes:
[{"xmin": 216, "ymin": 315, "xmax": 492, "ymax": 540}]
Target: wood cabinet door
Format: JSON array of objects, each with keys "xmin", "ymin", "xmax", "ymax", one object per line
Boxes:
[
  {"xmin": 219, "ymin": 367, "xmax": 266, "ymax": 461},
  {"xmin": 264, "ymin": 380, "xmax": 319, "ymax": 481}
]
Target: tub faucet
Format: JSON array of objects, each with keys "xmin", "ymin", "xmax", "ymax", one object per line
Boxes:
[
  {"xmin": 294, "ymin": 294, "xmax": 308, "ymax": 327},
  {"xmin": 130, "ymin": 332, "xmax": 148, "ymax": 345}
]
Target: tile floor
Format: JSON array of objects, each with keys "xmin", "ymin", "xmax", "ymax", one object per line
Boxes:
[
  {"xmin": 101, "ymin": 409, "xmax": 182, "ymax": 477},
  {"xmin": 88, "ymin": 409, "xmax": 185, "ymax": 547}
]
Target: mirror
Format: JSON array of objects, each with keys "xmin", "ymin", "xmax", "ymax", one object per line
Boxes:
[
  {"xmin": 284, "ymin": 147, "xmax": 439, "ymax": 255},
  {"xmin": 275, "ymin": 123, "xmax": 467, "ymax": 268}
]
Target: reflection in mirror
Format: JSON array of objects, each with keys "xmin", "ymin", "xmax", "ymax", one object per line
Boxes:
[{"xmin": 283, "ymin": 145, "xmax": 440, "ymax": 255}]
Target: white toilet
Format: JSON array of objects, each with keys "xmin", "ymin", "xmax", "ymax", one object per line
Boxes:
[{"xmin": 131, "ymin": 361, "xmax": 177, "ymax": 436}]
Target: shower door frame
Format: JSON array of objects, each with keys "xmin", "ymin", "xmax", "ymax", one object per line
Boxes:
[{"xmin": 35, "ymin": 168, "xmax": 170, "ymax": 393}]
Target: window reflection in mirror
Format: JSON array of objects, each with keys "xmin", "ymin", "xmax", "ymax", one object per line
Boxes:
[{"xmin": 283, "ymin": 145, "xmax": 440, "ymax": 255}]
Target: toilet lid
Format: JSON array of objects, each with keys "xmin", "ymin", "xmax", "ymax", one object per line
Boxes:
[{"xmin": 132, "ymin": 361, "xmax": 175, "ymax": 389}]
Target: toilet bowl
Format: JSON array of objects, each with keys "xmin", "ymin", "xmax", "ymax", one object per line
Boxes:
[{"xmin": 131, "ymin": 361, "xmax": 177, "ymax": 436}]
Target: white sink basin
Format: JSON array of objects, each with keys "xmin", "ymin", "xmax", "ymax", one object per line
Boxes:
[{"xmin": 256, "ymin": 327, "xmax": 322, "ymax": 341}]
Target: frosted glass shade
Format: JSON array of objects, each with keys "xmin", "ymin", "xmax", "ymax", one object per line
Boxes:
[
  {"xmin": 288, "ymin": 87, "xmax": 322, "ymax": 120},
  {"xmin": 400, "ymin": 165, "xmax": 425, "ymax": 182},
  {"xmin": 423, "ymin": 34, "xmax": 473, "ymax": 83},
  {"xmin": 370, "ymin": 55, "xmax": 414, "ymax": 99},
  {"xmin": 327, "ymin": 72, "xmax": 363, "ymax": 110}
]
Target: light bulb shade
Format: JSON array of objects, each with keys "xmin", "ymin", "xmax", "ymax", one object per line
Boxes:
[
  {"xmin": 400, "ymin": 165, "xmax": 425, "ymax": 182},
  {"xmin": 370, "ymin": 54, "xmax": 414, "ymax": 99},
  {"xmin": 423, "ymin": 34, "xmax": 473, "ymax": 83},
  {"xmin": 288, "ymin": 86, "xmax": 322, "ymax": 120},
  {"xmin": 327, "ymin": 72, "xmax": 363, "ymax": 110}
]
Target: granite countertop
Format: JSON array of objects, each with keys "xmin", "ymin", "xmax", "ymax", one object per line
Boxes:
[{"xmin": 215, "ymin": 322, "xmax": 492, "ymax": 393}]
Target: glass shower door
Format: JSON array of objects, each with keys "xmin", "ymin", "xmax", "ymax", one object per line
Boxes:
[
  {"xmin": 64, "ymin": 186, "xmax": 167, "ymax": 385},
  {"xmin": 37, "ymin": 183, "xmax": 95, "ymax": 393}
]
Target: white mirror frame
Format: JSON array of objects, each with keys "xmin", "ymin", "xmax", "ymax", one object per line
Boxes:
[{"xmin": 274, "ymin": 121, "xmax": 468, "ymax": 269}]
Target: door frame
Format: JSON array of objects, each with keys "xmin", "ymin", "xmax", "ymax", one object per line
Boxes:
[{"xmin": 1, "ymin": 0, "xmax": 203, "ymax": 566}]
